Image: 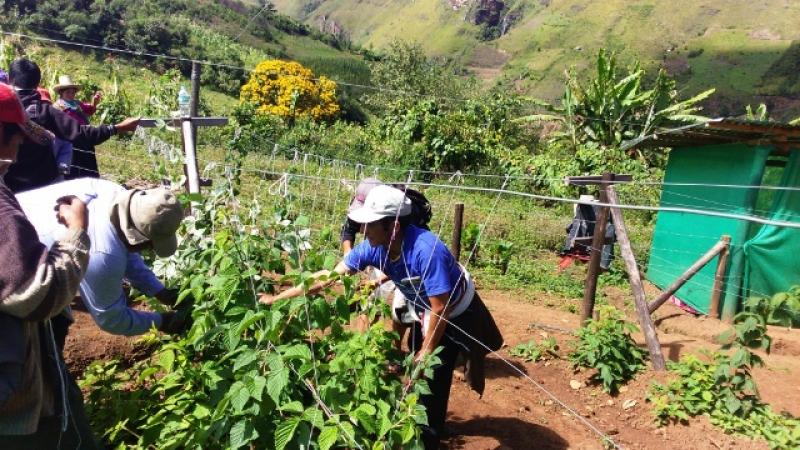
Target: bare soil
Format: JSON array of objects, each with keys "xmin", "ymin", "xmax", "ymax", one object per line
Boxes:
[{"xmin": 64, "ymin": 290, "xmax": 800, "ymax": 449}]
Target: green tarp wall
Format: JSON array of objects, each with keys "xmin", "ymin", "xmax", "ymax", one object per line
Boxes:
[
  {"xmin": 647, "ymin": 144, "xmax": 771, "ymax": 315},
  {"xmin": 744, "ymin": 152, "xmax": 800, "ymax": 302}
]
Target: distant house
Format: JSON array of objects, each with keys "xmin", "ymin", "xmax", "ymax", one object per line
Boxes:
[{"xmin": 625, "ymin": 119, "xmax": 800, "ymax": 321}]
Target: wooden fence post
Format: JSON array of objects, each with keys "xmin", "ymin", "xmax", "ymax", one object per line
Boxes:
[
  {"xmin": 180, "ymin": 119, "xmax": 201, "ymax": 195},
  {"xmin": 709, "ymin": 235, "xmax": 731, "ymax": 319},
  {"xmin": 647, "ymin": 237, "xmax": 729, "ymax": 314},
  {"xmin": 607, "ymin": 186, "xmax": 666, "ymax": 371},
  {"xmin": 190, "ymin": 61, "xmax": 200, "ymax": 140},
  {"xmin": 452, "ymin": 203, "xmax": 464, "ymax": 262},
  {"xmin": 581, "ymin": 172, "xmax": 613, "ymax": 323}
]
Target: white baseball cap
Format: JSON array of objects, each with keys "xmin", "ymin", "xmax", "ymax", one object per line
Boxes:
[{"xmin": 347, "ymin": 185, "xmax": 412, "ymax": 224}]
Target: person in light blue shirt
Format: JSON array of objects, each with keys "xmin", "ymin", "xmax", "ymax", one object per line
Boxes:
[{"xmin": 17, "ymin": 178, "xmax": 186, "ymax": 336}]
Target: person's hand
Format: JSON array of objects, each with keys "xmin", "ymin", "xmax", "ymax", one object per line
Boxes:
[
  {"xmin": 114, "ymin": 117, "xmax": 141, "ymax": 134},
  {"xmin": 258, "ymin": 292, "xmax": 277, "ymax": 305},
  {"xmin": 55, "ymin": 196, "xmax": 88, "ymax": 231},
  {"xmin": 158, "ymin": 311, "xmax": 188, "ymax": 334},
  {"xmin": 155, "ymin": 288, "xmax": 180, "ymax": 307},
  {"xmin": 361, "ymin": 278, "xmax": 380, "ymax": 291},
  {"xmin": 92, "ymin": 91, "xmax": 103, "ymax": 106}
]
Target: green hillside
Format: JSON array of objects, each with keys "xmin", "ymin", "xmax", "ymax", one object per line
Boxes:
[
  {"xmin": 0, "ymin": 0, "xmax": 370, "ymax": 95},
  {"xmin": 273, "ymin": 0, "xmax": 800, "ymax": 118}
]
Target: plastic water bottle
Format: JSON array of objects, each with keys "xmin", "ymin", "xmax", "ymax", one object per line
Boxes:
[{"xmin": 177, "ymin": 86, "xmax": 191, "ymax": 117}]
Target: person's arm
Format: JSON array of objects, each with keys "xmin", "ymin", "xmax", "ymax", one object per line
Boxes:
[
  {"xmin": 80, "ymin": 252, "xmax": 161, "ymax": 336},
  {"xmin": 124, "ymin": 252, "xmax": 165, "ymax": 297},
  {"xmin": 0, "ymin": 196, "xmax": 90, "ymax": 321},
  {"xmin": 259, "ymin": 262, "xmax": 353, "ymax": 305},
  {"xmin": 46, "ymin": 105, "xmax": 138, "ymax": 148},
  {"xmin": 416, "ymin": 293, "xmax": 453, "ymax": 361},
  {"xmin": 340, "ymin": 217, "xmax": 360, "ymax": 255},
  {"xmin": 80, "ymin": 102, "xmax": 97, "ymax": 117}
]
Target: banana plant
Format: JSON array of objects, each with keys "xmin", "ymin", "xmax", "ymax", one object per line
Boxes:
[{"xmin": 518, "ymin": 49, "xmax": 715, "ymax": 152}]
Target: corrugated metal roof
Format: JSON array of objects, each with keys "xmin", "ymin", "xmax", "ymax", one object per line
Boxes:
[{"xmin": 621, "ymin": 118, "xmax": 800, "ymax": 152}]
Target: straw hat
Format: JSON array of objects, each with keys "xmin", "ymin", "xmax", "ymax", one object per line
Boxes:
[{"xmin": 53, "ymin": 75, "xmax": 80, "ymax": 93}]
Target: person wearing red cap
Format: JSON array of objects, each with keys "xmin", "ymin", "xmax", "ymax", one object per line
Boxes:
[
  {"xmin": 0, "ymin": 83, "xmax": 101, "ymax": 447},
  {"xmin": 5, "ymin": 58, "xmax": 140, "ymax": 192}
]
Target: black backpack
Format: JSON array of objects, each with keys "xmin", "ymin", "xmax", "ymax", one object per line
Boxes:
[{"xmin": 391, "ymin": 184, "xmax": 433, "ymax": 229}]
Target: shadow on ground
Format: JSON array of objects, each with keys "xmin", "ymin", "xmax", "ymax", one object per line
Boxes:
[{"xmin": 445, "ymin": 416, "xmax": 569, "ymax": 450}]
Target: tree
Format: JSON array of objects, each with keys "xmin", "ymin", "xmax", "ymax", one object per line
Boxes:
[
  {"xmin": 520, "ymin": 49, "xmax": 715, "ymax": 152},
  {"xmin": 240, "ymin": 59, "xmax": 339, "ymax": 122}
]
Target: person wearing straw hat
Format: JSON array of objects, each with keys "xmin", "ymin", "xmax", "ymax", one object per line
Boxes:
[
  {"xmin": 260, "ymin": 185, "xmax": 503, "ymax": 450},
  {"xmin": 53, "ymin": 74, "xmax": 102, "ymax": 126},
  {"xmin": 17, "ymin": 178, "xmax": 188, "ymax": 337},
  {"xmin": 0, "ymin": 82, "xmax": 101, "ymax": 448},
  {"xmin": 5, "ymin": 58, "xmax": 140, "ymax": 192}
]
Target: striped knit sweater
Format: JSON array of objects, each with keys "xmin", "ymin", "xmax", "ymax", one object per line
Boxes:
[{"xmin": 0, "ymin": 180, "xmax": 90, "ymax": 435}]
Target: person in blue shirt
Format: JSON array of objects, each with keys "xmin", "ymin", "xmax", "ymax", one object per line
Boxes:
[
  {"xmin": 17, "ymin": 178, "xmax": 186, "ymax": 337},
  {"xmin": 260, "ymin": 185, "xmax": 502, "ymax": 449}
]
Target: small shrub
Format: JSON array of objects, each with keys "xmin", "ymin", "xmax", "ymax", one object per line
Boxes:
[
  {"xmin": 648, "ymin": 308, "xmax": 800, "ymax": 449},
  {"xmin": 240, "ymin": 59, "xmax": 340, "ymax": 122},
  {"xmin": 744, "ymin": 286, "xmax": 800, "ymax": 328},
  {"xmin": 510, "ymin": 336, "xmax": 559, "ymax": 362},
  {"xmin": 568, "ymin": 306, "xmax": 646, "ymax": 393},
  {"xmin": 490, "ymin": 239, "xmax": 514, "ymax": 275}
]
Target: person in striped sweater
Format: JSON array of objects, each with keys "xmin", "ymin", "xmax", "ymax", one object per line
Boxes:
[{"xmin": 0, "ymin": 83, "xmax": 99, "ymax": 448}]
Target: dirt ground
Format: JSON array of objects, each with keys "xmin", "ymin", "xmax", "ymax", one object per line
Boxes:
[{"xmin": 64, "ymin": 290, "xmax": 800, "ymax": 450}]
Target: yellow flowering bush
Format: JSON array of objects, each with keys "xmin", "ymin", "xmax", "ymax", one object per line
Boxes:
[{"xmin": 240, "ymin": 60, "xmax": 340, "ymax": 121}]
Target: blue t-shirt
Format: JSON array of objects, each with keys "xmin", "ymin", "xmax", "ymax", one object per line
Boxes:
[{"xmin": 344, "ymin": 225, "xmax": 465, "ymax": 315}]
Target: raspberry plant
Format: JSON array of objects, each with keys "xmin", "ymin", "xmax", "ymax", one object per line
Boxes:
[
  {"xmin": 568, "ymin": 306, "xmax": 646, "ymax": 394},
  {"xmin": 80, "ymin": 188, "xmax": 430, "ymax": 449},
  {"xmin": 648, "ymin": 309, "xmax": 800, "ymax": 449}
]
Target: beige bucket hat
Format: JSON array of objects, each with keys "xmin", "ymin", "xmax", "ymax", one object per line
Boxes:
[
  {"xmin": 53, "ymin": 75, "xmax": 80, "ymax": 94},
  {"xmin": 114, "ymin": 187, "xmax": 184, "ymax": 257}
]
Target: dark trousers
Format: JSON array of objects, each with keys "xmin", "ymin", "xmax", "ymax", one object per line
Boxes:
[
  {"xmin": 0, "ymin": 373, "xmax": 102, "ymax": 450},
  {"xmin": 414, "ymin": 310, "xmax": 474, "ymax": 450}
]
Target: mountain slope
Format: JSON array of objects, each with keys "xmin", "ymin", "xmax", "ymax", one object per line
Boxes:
[{"xmin": 273, "ymin": 0, "xmax": 800, "ymax": 118}]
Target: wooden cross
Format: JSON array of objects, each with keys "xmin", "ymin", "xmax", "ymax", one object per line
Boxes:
[
  {"xmin": 566, "ymin": 173, "xmax": 666, "ymax": 371},
  {"xmin": 139, "ymin": 116, "xmax": 228, "ymax": 194}
]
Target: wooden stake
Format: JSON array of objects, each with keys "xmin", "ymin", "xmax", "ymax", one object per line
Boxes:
[
  {"xmin": 581, "ymin": 173, "xmax": 612, "ymax": 324},
  {"xmin": 180, "ymin": 119, "xmax": 201, "ymax": 195},
  {"xmin": 647, "ymin": 238, "xmax": 728, "ymax": 314},
  {"xmin": 709, "ymin": 235, "xmax": 731, "ymax": 319},
  {"xmin": 607, "ymin": 186, "xmax": 666, "ymax": 371},
  {"xmin": 190, "ymin": 62, "xmax": 200, "ymax": 139},
  {"xmin": 451, "ymin": 203, "xmax": 464, "ymax": 262}
]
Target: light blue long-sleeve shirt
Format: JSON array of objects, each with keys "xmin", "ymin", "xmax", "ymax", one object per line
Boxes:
[{"xmin": 16, "ymin": 178, "xmax": 164, "ymax": 336}]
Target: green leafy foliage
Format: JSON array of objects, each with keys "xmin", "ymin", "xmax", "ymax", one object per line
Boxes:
[
  {"xmin": 568, "ymin": 306, "xmax": 646, "ymax": 393},
  {"xmin": 744, "ymin": 286, "xmax": 800, "ymax": 328},
  {"xmin": 509, "ymin": 336, "xmax": 559, "ymax": 363},
  {"xmin": 520, "ymin": 49, "xmax": 714, "ymax": 150},
  {"xmin": 80, "ymin": 186, "xmax": 430, "ymax": 449},
  {"xmin": 490, "ymin": 239, "xmax": 515, "ymax": 275},
  {"xmin": 461, "ymin": 223, "xmax": 482, "ymax": 264},
  {"xmin": 648, "ymin": 309, "xmax": 800, "ymax": 449}
]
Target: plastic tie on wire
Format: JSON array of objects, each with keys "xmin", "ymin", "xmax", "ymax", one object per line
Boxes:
[
  {"xmin": 448, "ymin": 170, "xmax": 464, "ymax": 183},
  {"xmin": 269, "ymin": 172, "xmax": 289, "ymax": 197}
]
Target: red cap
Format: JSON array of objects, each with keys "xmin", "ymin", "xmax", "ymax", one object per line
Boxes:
[
  {"xmin": 37, "ymin": 86, "xmax": 52, "ymax": 103},
  {"xmin": 0, "ymin": 84, "xmax": 27, "ymax": 124},
  {"xmin": 0, "ymin": 84, "xmax": 55, "ymax": 146}
]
